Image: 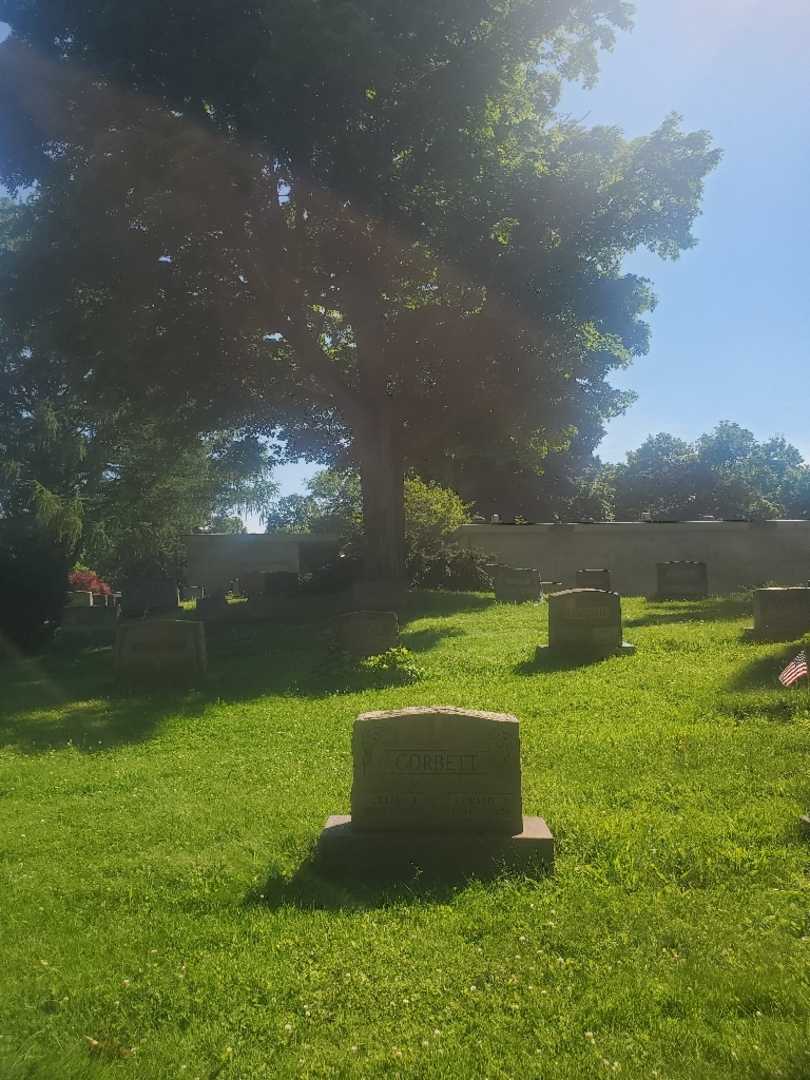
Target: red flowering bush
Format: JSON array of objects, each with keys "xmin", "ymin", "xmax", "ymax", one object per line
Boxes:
[{"xmin": 68, "ymin": 567, "xmax": 113, "ymax": 597}]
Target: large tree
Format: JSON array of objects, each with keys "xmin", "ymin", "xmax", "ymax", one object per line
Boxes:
[{"xmin": 0, "ymin": 1, "xmax": 719, "ymax": 580}]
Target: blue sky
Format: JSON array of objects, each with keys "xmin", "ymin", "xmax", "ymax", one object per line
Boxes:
[{"xmin": 265, "ymin": 0, "xmax": 810, "ymax": 526}]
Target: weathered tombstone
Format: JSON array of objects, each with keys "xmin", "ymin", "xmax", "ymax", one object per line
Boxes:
[
  {"xmin": 493, "ymin": 566, "xmax": 542, "ymax": 604},
  {"xmin": 114, "ymin": 620, "xmax": 207, "ymax": 681},
  {"xmin": 334, "ymin": 611, "xmax": 399, "ymax": 657},
  {"xmin": 351, "ymin": 578, "xmax": 408, "ymax": 612},
  {"xmin": 121, "ymin": 577, "xmax": 179, "ymax": 617},
  {"xmin": 575, "ymin": 568, "xmax": 611, "ymax": 591},
  {"xmin": 66, "ymin": 590, "xmax": 94, "ymax": 608},
  {"xmin": 654, "ymin": 561, "xmax": 708, "ymax": 600},
  {"xmin": 538, "ymin": 588, "xmax": 635, "ymax": 660},
  {"xmin": 318, "ymin": 706, "xmax": 554, "ymax": 873},
  {"xmin": 744, "ymin": 587, "xmax": 810, "ymax": 641}
]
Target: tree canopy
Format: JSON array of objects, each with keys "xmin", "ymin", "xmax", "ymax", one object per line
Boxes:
[{"xmin": 0, "ymin": 0, "xmax": 720, "ymax": 578}]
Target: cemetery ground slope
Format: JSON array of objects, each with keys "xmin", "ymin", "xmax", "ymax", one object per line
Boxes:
[{"xmin": 0, "ymin": 594, "xmax": 808, "ymax": 1079}]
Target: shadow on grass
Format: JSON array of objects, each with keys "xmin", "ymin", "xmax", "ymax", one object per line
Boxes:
[
  {"xmin": 246, "ymin": 853, "xmax": 548, "ymax": 912},
  {"xmin": 0, "ymin": 591, "xmax": 482, "ymax": 751},
  {"xmin": 514, "ymin": 651, "xmax": 612, "ymax": 676},
  {"xmin": 400, "ymin": 625, "xmax": 465, "ymax": 652},
  {"xmin": 727, "ymin": 647, "xmax": 805, "ymax": 692},
  {"xmin": 625, "ymin": 597, "xmax": 750, "ymax": 628}
]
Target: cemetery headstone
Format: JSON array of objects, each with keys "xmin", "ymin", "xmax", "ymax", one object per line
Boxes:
[
  {"xmin": 744, "ymin": 587, "xmax": 810, "ymax": 641},
  {"xmin": 575, "ymin": 568, "xmax": 611, "ymax": 591},
  {"xmin": 318, "ymin": 706, "xmax": 554, "ymax": 873},
  {"xmin": 538, "ymin": 588, "xmax": 635, "ymax": 660},
  {"xmin": 66, "ymin": 590, "xmax": 94, "ymax": 608},
  {"xmin": 654, "ymin": 561, "xmax": 708, "ymax": 600},
  {"xmin": 493, "ymin": 566, "xmax": 542, "ymax": 603},
  {"xmin": 334, "ymin": 611, "xmax": 399, "ymax": 657},
  {"xmin": 114, "ymin": 620, "xmax": 207, "ymax": 681}
]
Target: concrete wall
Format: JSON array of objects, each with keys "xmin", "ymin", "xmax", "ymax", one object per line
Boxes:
[
  {"xmin": 455, "ymin": 521, "xmax": 810, "ymax": 596},
  {"xmin": 186, "ymin": 533, "xmax": 338, "ymax": 595}
]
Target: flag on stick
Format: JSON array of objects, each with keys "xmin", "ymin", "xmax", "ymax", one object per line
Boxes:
[{"xmin": 779, "ymin": 650, "xmax": 808, "ymax": 688}]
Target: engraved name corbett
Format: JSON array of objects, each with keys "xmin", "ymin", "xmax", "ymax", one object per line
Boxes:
[{"xmin": 384, "ymin": 749, "xmax": 481, "ymax": 774}]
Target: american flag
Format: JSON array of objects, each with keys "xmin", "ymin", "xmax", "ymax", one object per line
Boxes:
[{"xmin": 779, "ymin": 650, "xmax": 808, "ymax": 688}]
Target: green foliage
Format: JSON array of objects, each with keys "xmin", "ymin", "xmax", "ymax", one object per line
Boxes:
[
  {"xmin": 1, "ymin": 594, "xmax": 809, "ymax": 1078},
  {"xmin": 613, "ymin": 422, "xmax": 810, "ymax": 520},
  {"xmin": 0, "ymin": 1, "xmax": 719, "ymax": 577}
]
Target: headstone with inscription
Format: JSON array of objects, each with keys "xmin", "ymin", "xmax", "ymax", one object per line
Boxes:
[
  {"xmin": 538, "ymin": 588, "xmax": 635, "ymax": 660},
  {"xmin": 493, "ymin": 566, "xmax": 543, "ymax": 604},
  {"xmin": 334, "ymin": 610, "xmax": 400, "ymax": 657},
  {"xmin": 317, "ymin": 706, "xmax": 554, "ymax": 873},
  {"xmin": 575, "ymin": 568, "xmax": 611, "ymax": 591},
  {"xmin": 114, "ymin": 620, "xmax": 207, "ymax": 681},
  {"xmin": 654, "ymin": 561, "xmax": 708, "ymax": 600},
  {"xmin": 744, "ymin": 587, "xmax": 810, "ymax": 641}
]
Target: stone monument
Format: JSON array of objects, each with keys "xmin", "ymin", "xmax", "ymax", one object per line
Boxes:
[
  {"xmin": 744, "ymin": 587, "xmax": 810, "ymax": 641},
  {"xmin": 493, "ymin": 566, "xmax": 543, "ymax": 604},
  {"xmin": 114, "ymin": 620, "xmax": 207, "ymax": 681},
  {"xmin": 575, "ymin": 568, "xmax": 611, "ymax": 591},
  {"xmin": 537, "ymin": 588, "xmax": 635, "ymax": 660},
  {"xmin": 317, "ymin": 706, "xmax": 554, "ymax": 873},
  {"xmin": 654, "ymin": 561, "xmax": 708, "ymax": 600},
  {"xmin": 333, "ymin": 611, "xmax": 400, "ymax": 657}
]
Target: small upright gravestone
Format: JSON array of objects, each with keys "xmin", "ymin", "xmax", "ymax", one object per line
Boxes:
[
  {"xmin": 538, "ymin": 588, "xmax": 635, "ymax": 660},
  {"xmin": 333, "ymin": 611, "xmax": 399, "ymax": 657},
  {"xmin": 318, "ymin": 706, "xmax": 553, "ymax": 873},
  {"xmin": 114, "ymin": 620, "xmax": 207, "ymax": 681},
  {"xmin": 493, "ymin": 566, "xmax": 542, "ymax": 604},
  {"xmin": 654, "ymin": 561, "xmax": 708, "ymax": 600},
  {"xmin": 575, "ymin": 568, "xmax": 611, "ymax": 591},
  {"xmin": 744, "ymin": 587, "xmax": 810, "ymax": 641}
]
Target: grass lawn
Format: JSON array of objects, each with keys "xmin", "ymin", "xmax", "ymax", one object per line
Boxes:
[{"xmin": 1, "ymin": 592, "xmax": 809, "ymax": 1080}]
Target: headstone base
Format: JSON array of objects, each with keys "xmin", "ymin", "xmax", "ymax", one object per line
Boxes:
[
  {"xmin": 316, "ymin": 815, "xmax": 554, "ymax": 875},
  {"xmin": 535, "ymin": 642, "xmax": 636, "ymax": 661}
]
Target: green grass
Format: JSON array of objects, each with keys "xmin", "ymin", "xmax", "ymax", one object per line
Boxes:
[{"xmin": 1, "ymin": 593, "xmax": 809, "ymax": 1080}]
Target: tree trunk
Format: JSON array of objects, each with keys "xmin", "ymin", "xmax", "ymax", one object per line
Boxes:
[{"xmin": 358, "ymin": 415, "xmax": 405, "ymax": 582}]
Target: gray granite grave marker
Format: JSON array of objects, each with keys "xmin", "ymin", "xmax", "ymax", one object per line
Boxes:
[
  {"xmin": 493, "ymin": 566, "xmax": 542, "ymax": 603},
  {"xmin": 654, "ymin": 561, "xmax": 708, "ymax": 600},
  {"xmin": 538, "ymin": 588, "xmax": 634, "ymax": 659},
  {"xmin": 334, "ymin": 610, "xmax": 399, "ymax": 657},
  {"xmin": 575, "ymin": 568, "xmax": 611, "ymax": 591},
  {"xmin": 318, "ymin": 706, "xmax": 553, "ymax": 873},
  {"xmin": 744, "ymin": 587, "xmax": 810, "ymax": 641},
  {"xmin": 114, "ymin": 620, "xmax": 207, "ymax": 681}
]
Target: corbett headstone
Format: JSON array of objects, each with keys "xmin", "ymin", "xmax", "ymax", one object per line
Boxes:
[
  {"xmin": 744, "ymin": 587, "xmax": 810, "ymax": 641},
  {"xmin": 493, "ymin": 566, "xmax": 542, "ymax": 603},
  {"xmin": 538, "ymin": 588, "xmax": 634, "ymax": 659},
  {"xmin": 114, "ymin": 620, "xmax": 207, "ymax": 681},
  {"xmin": 334, "ymin": 610, "xmax": 399, "ymax": 657},
  {"xmin": 575, "ymin": 568, "xmax": 611, "ymax": 591},
  {"xmin": 317, "ymin": 706, "xmax": 553, "ymax": 873},
  {"xmin": 654, "ymin": 561, "xmax": 708, "ymax": 600}
]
